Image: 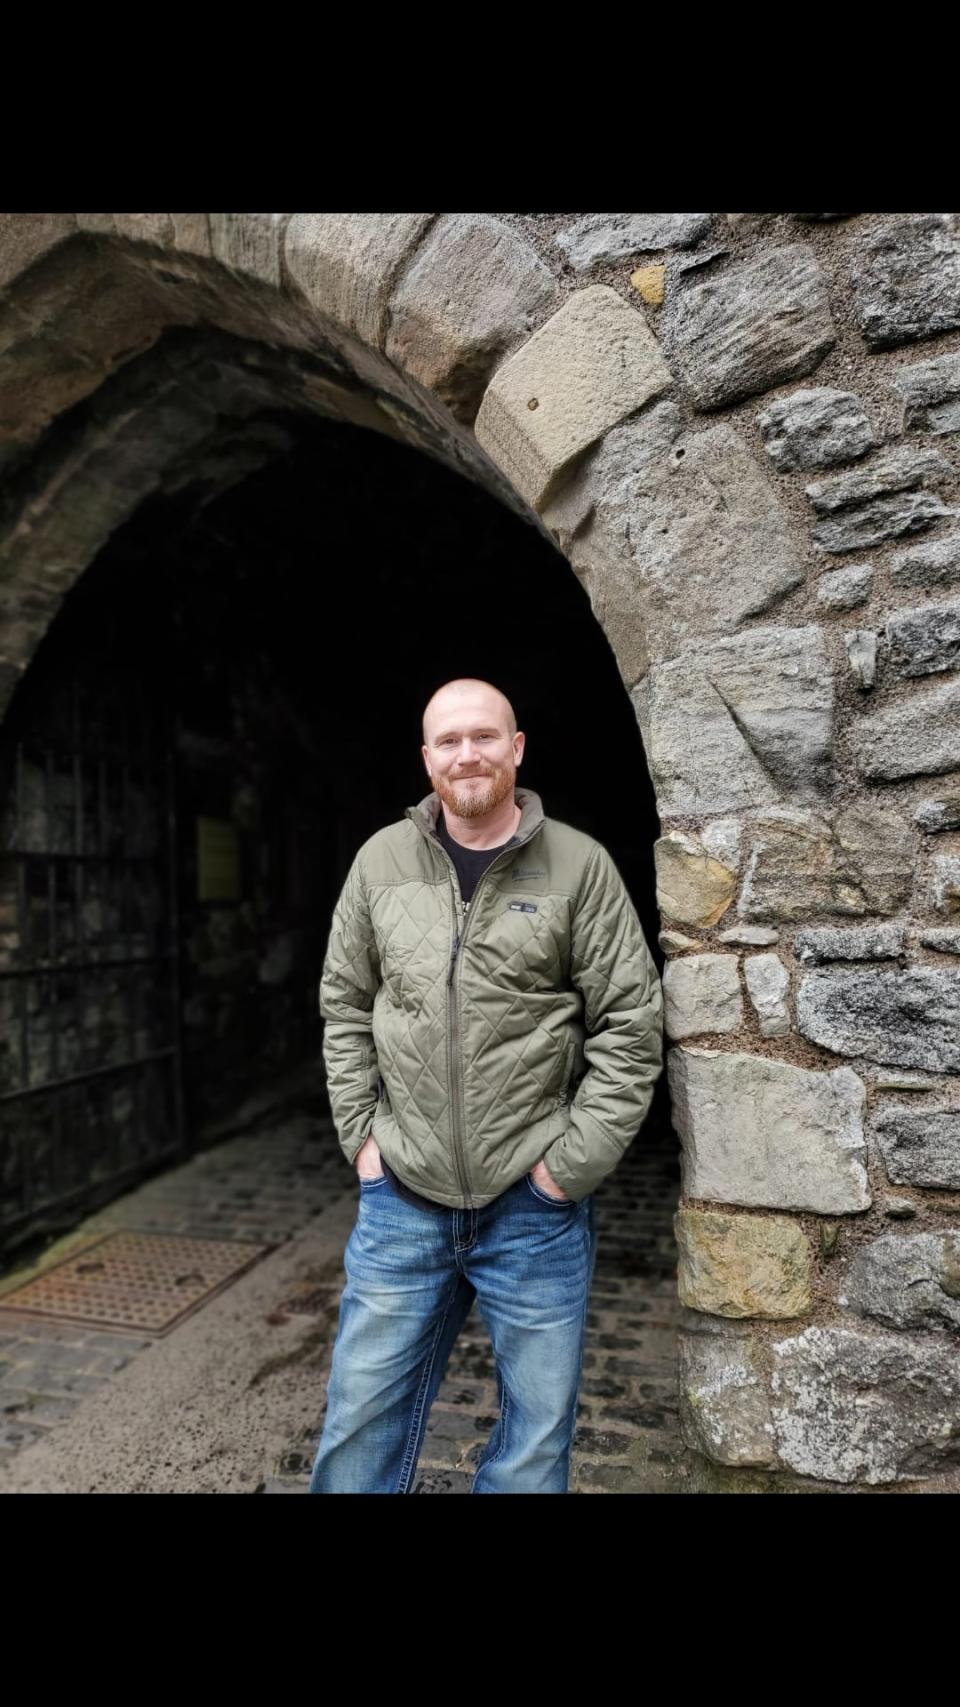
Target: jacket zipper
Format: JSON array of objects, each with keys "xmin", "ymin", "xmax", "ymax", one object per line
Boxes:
[{"xmin": 426, "ymin": 819, "xmax": 541, "ymax": 1208}]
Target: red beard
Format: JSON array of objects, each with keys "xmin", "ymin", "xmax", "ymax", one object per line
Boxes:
[{"xmin": 432, "ymin": 761, "xmax": 516, "ymax": 819}]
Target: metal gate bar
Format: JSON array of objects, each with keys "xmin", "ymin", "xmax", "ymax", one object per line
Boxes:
[{"xmin": 0, "ymin": 647, "xmax": 187, "ymax": 1244}]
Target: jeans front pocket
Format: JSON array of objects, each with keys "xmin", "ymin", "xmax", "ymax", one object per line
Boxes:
[{"xmin": 525, "ymin": 1172, "xmax": 577, "ymax": 1208}]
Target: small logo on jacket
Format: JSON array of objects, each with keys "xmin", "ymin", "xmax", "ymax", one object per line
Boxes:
[
  {"xmin": 512, "ymin": 867, "xmax": 545, "ymax": 880},
  {"xmin": 508, "ymin": 901, "xmax": 538, "ymax": 913}
]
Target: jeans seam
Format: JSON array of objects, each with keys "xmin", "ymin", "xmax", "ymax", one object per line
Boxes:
[
  {"xmin": 473, "ymin": 1380, "xmax": 510, "ymax": 1491},
  {"xmin": 567, "ymin": 1202, "xmax": 598, "ymax": 1485},
  {"xmin": 395, "ymin": 1275, "xmax": 464, "ymax": 1494}
]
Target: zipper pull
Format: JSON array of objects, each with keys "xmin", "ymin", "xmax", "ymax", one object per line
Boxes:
[{"xmin": 447, "ymin": 931, "xmax": 460, "ymax": 986}]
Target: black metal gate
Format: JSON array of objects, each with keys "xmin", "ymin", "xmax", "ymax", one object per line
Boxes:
[{"xmin": 0, "ymin": 633, "xmax": 186, "ymax": 1252}]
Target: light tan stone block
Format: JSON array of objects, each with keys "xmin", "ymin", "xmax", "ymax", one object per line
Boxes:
[
  {"xmin": 285, "ymin": 212, "xmax": 435, "ymax": 345},
  {"xmin": 675, "ymin": 1207, "xmax": 813, "ymax": 1317},
  {"xmin": 474, "ymin": 285, "xmax": 673, "ymax": 509},
  {"xmin": 655, "ymin": 832, "xmax": 736, "ymax": 927}
]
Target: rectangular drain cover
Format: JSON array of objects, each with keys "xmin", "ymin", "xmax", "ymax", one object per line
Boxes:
[{"xmin": 0, "ymin": 1231, "xmax": 271, "ymax": 1335}]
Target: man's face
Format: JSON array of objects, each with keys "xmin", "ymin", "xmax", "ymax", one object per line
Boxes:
[{"xmin": 422, "ymin": 686, "xmax": 525, "ymax": 820}]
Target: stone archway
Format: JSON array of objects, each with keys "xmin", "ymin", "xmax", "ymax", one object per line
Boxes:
[{"xmin": 0, "ymin": 211, "xmax": 958, "ymax": 1490}]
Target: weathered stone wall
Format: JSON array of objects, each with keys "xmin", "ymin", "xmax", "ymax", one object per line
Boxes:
[{"xmin": 0, "ymin": 211, "xmax": 957, "ymax": 1486}]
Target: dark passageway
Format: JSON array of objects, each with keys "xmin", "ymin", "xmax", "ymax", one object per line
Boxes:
[{"xmin": 0, "ymin": 411, "xmax": 664, "ymax": 1260}]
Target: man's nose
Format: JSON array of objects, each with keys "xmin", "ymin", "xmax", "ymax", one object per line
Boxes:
[{"xmin": 458, "ymin": 740, "xmax": 478, "ymax": 763}]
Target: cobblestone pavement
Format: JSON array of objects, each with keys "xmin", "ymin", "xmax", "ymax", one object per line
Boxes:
[{"xmin": 0, "ymin": 1071, "xmax": 698, "ymax": 1492}]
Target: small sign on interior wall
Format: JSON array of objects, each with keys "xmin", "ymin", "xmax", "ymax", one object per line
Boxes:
[{"xmin": 196, "ymin": 816, "xmax": 241, "ymax": 901}]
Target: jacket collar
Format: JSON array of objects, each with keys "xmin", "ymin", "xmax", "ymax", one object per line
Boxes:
[{"xmin": 406, "ymin": 786, "xmax": 545, "ymax": 855}]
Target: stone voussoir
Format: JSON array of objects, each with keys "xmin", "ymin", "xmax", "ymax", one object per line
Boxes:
[
  {"xmin": 384, "ymin": 214, "xmax": 560, "ymax": 423},
  {"xmin": 284, "ymin": 212, "xmax": 436, "ymax": 347},
  {"xmin": 474, "ymin": 285, "xmax": 673, "ymax": 510}
]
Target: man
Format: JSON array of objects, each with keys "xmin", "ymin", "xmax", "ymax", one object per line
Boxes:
[{"xmin": 308, "ymin": 677, "xmax": 663, "ymax": 1494}]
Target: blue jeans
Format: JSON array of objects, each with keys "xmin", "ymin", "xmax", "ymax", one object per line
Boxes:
[{"xmin": 307, "ymin": 1168, "xmax": 598, "ymax": 1494}]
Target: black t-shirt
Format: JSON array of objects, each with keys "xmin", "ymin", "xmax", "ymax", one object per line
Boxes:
[
  {"xmin": 435, "ymin": 812, "xmax": 520, "ymax": 903},
  {"xmin": 378, "ymin": 813, "xmax": 521, "ymax": 1212}
]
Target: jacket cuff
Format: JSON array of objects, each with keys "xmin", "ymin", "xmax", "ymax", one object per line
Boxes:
[
  {"xmin": 541, "ymin": 1106, "xmax": 626, "ymax": 1201},
  {"xmin": 339, "ymin": 1112, "xmax": 377, "ymax": 1167}
]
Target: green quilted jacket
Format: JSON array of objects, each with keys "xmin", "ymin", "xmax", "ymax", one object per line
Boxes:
[{"xmin": 319, "ymin": 786, "xmax": 663, "ymax": 1207}]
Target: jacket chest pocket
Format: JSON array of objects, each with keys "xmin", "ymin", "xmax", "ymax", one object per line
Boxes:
[
  {"xmin": 471, "ymin": 901, "xmax": 565, "ymax": 989},
  {"xmin": 373, "ymin": 894, "xmax": 449, "ymax": 1002}
]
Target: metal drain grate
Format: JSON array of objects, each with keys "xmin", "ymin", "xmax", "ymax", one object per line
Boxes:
[{"xmin": 0, "ymin": 1230, "xmax": 271, "ymax": 1335}]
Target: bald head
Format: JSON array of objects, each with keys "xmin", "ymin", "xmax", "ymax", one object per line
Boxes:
[
  {"xmin": 421, "ymin": 678, "xmax": 525, "ymax": 822},
  {"xmin": 421, "ymin": 678, "xmax": 517, "ymax": 746}
]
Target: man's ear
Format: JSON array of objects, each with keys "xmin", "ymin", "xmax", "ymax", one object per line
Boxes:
[
  {"xmin": 421, "ymin": 744, "xmax": 433, "ymax": 779},
  {"xmin": 514, "ymin": 731, "xmax": 526, "ymax": 766}
]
